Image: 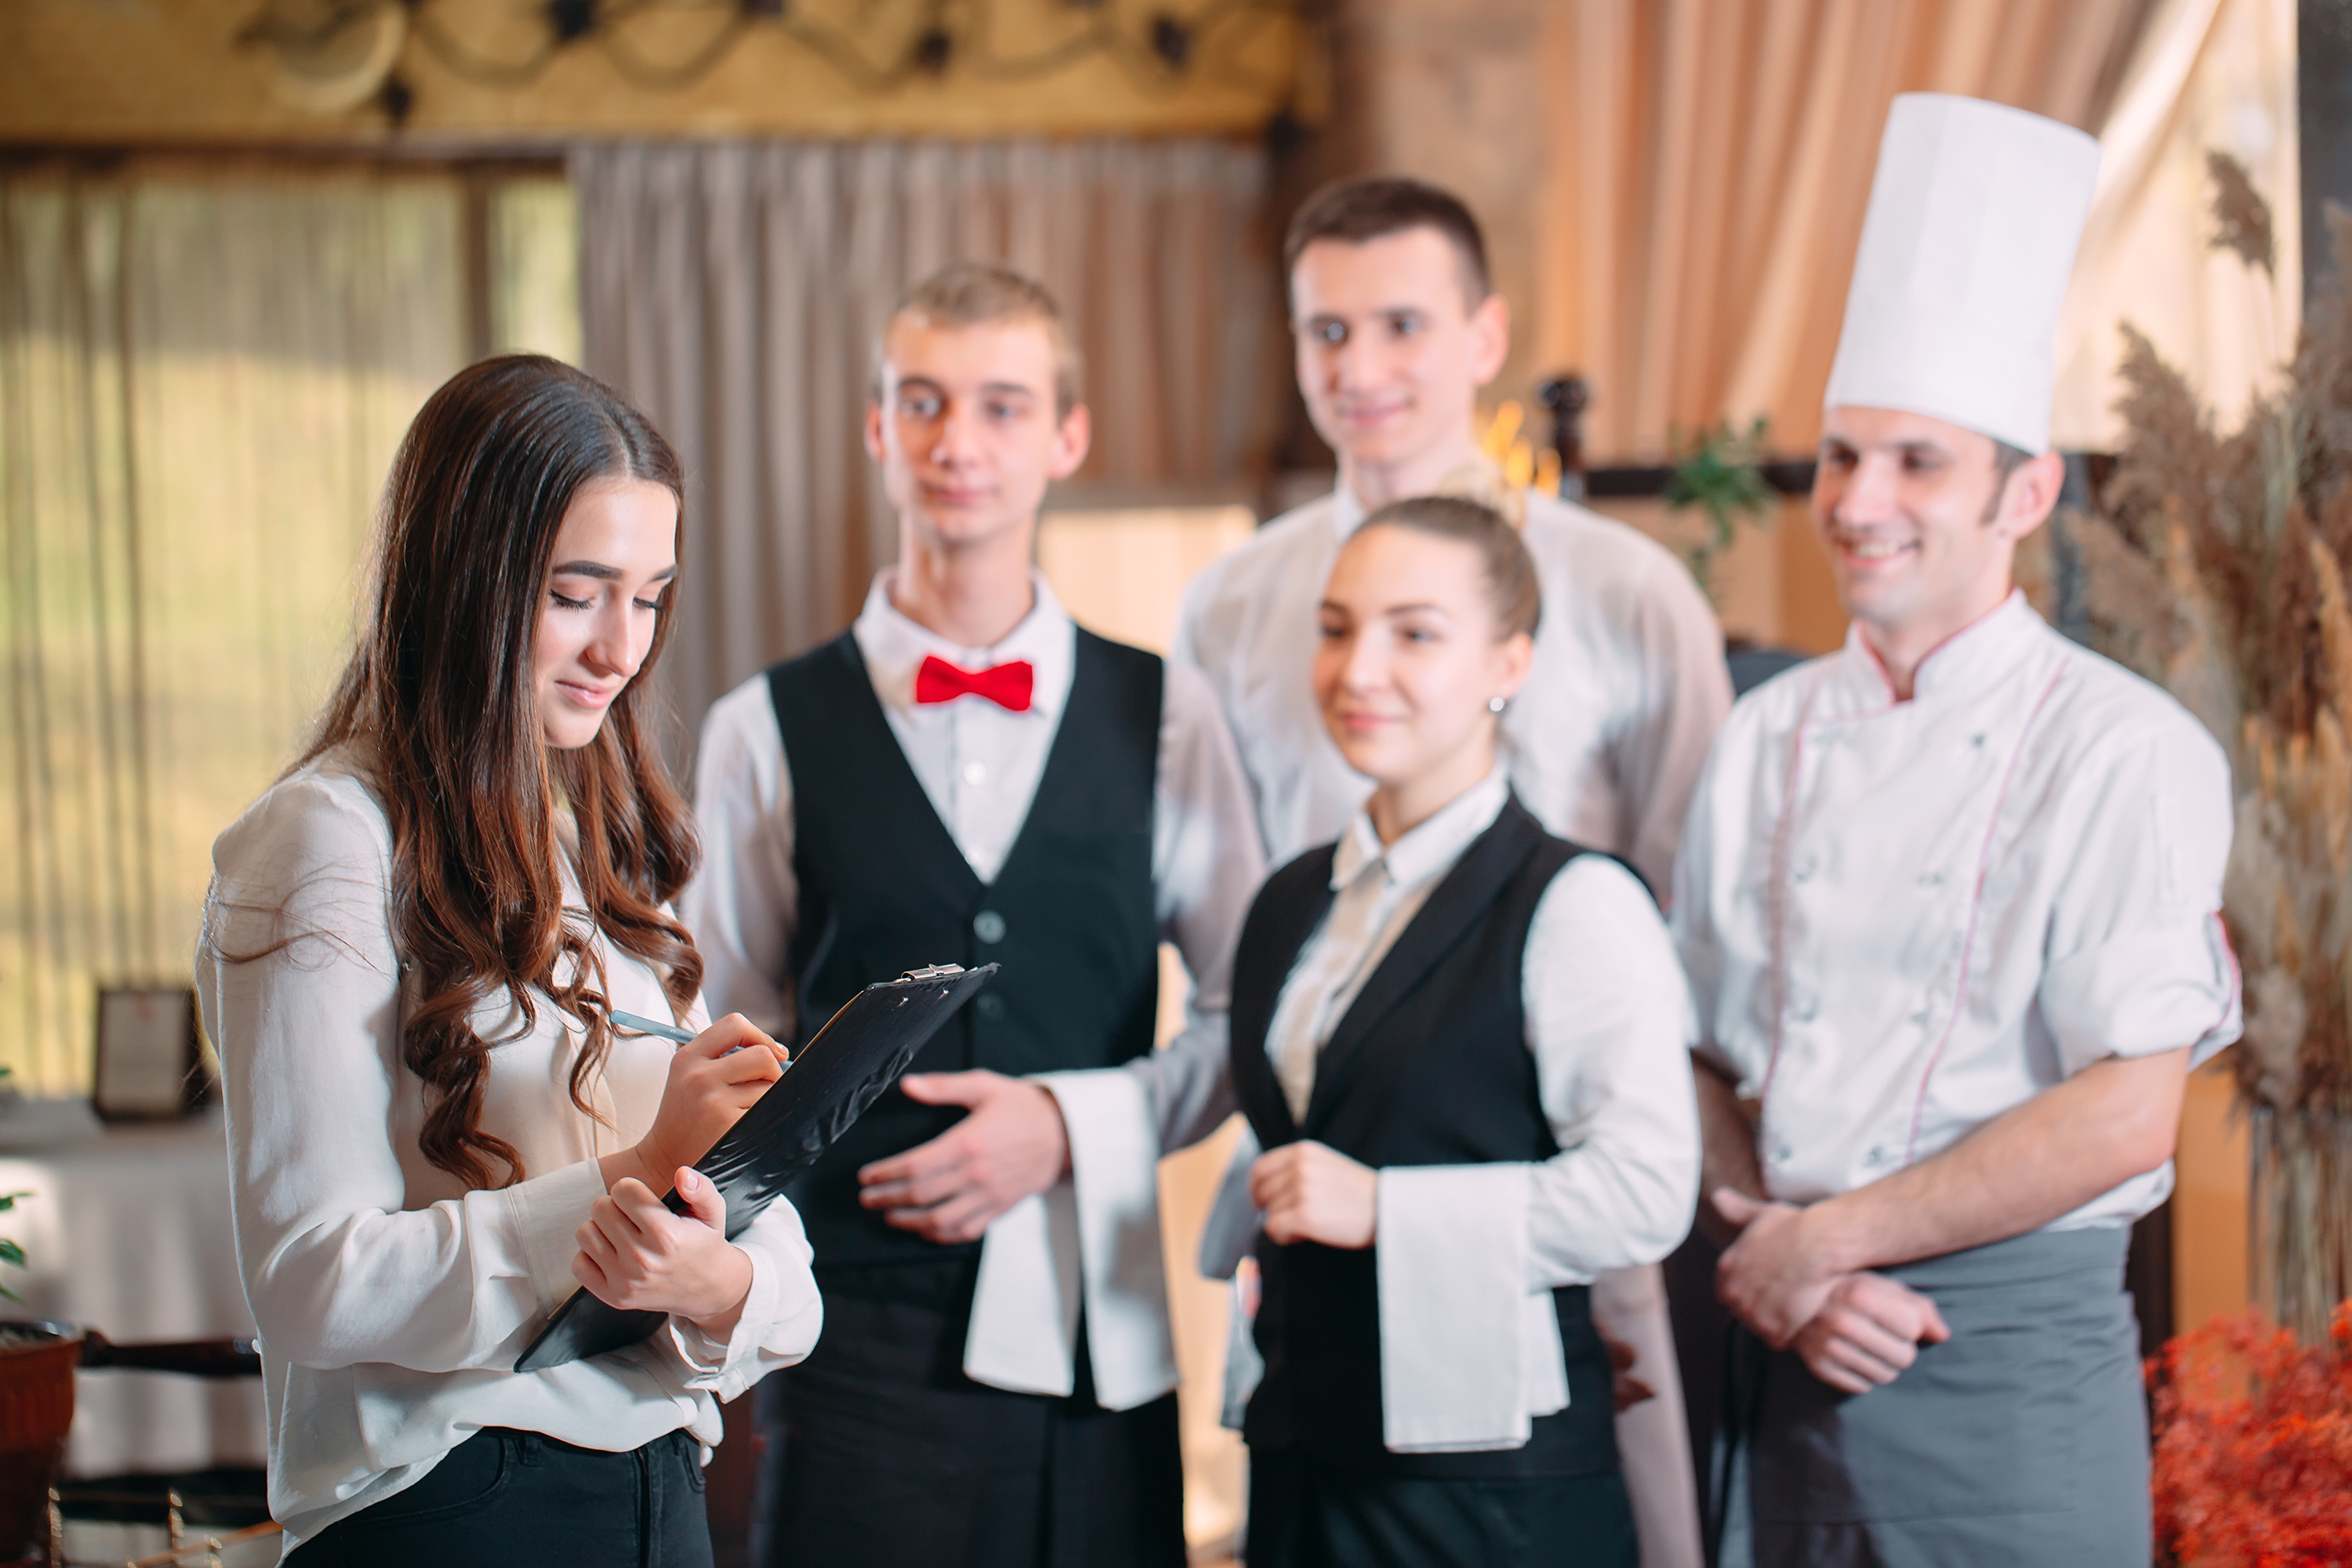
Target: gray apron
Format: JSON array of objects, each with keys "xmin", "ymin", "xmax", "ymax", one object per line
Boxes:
[{"xmin": 1722, "ymin": 1225, "xmax": 2149, "ymax": 1568}]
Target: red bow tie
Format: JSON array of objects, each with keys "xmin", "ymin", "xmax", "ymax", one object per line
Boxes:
[{"xmin": 915, "ymin": 655, "xmax": 1035, "ymax": 712}]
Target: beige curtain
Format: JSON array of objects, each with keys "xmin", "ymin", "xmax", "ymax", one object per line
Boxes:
[
  {"xmin": 570, "ymin": 137, "xmax": 1276, "ymax": 751},
  {"xmin": 2053, "ymin": 0, "xmax": 2299, "ymax": 448},
  {"xmin": 1535, "ymin": 0, "xmax": 2163, "ymax": 460},
  {"xmin": 0, "ymin": 165, "xmax": 575, "ymax": 1096}
]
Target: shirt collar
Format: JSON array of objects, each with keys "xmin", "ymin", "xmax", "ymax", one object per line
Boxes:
[
  {"xmin": 1330, "ymin": 484, "xmax": 1367, "ymax": 541},
  {"xmin": 1824, "ymin": 590, "xmax": 2046, "ymax": 710},
  {"xmin": 851, "ymin": 568, "xmax": 1076, "ymax": 720},
  {"xmin": 1327, "ymin": 478, "xmax": 1539, "ymax": 542},
  {"xmin": 1330, "ymin": 767, "xmax": 1512, "ymax": 894}
]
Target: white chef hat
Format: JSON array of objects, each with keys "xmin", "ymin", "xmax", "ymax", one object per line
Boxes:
[{"xmin": 1822, "ymin": 93, "xmax": 2100, "ymax": 456}]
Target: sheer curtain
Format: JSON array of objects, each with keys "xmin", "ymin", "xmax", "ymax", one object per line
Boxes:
[
  {"xmin": 0, "ymin": 164, "xmax": 574, "ymax": 1095},
  {"xmin": 571, "ymin": 136, "xmax": 1276, "ymax": 750}
]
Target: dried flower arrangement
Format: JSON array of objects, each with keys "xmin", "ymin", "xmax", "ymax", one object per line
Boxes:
[
  {"xmin": 2148, "ymin": 1305, "xmax": 2352, "ymax": 1564},
  {"xmin": 2063, "ymin": 165, "xmax": 2352, "ymax": 1342}
]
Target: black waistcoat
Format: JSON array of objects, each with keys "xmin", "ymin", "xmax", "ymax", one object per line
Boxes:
[
  {"xmin": 768, "ymin": 627, "xmax": 1162, "ymax": 1271},
  {"xmin": 1229, "ymin": 795, "xmax": 1621, "ymax": 1478}
]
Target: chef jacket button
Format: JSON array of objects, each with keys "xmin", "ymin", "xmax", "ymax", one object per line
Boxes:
[
  {"xmin": 1791, "ymin": 857, "xmax": 1817, "ymax": 884},
  {"xmin": 1769, "ymin": 1142, "xmax": 1792, "ymax": 1165},
  {"xmin": 1864, "ymin": 1145, "xmax": 1888, "ymax": 1167},
  {"xmin": 1971, "ymin": 733, "xmax": 1987, "ymax": 749},
  {"xmin": 1919, "ymin": 869, "xmax": 1944, "ymax": 887},
  {"xmin": 975, "ymin": 992, "xmax": 1007, "ymax": 1022},
  {"xmin": 1791, "ymin": 999, "xmax": 1817, "ymax": 1022},
  {"xmin": 973, "ymin": 909, "xmax": 1007, "ymax": 944}
]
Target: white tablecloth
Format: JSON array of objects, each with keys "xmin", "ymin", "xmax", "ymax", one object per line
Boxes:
[{"xmin": 0, "ymin": 1101, "xmax": 267, "ymax": 1476}]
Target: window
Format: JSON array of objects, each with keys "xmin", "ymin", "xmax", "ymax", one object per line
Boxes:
[{"xmin": 0, "ymin": 159, "xmax": 578, "ymax": 1094}]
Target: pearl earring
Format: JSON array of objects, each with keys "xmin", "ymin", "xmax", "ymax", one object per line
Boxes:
[{"xmin": 1489, "ymin": 695, "xmax": 1508, "ymax": 713}]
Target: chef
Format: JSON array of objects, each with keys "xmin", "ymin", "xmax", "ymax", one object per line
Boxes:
[
  {"xmin": 1174, "ymin": 174, "xmax": 1726, "ymax": 1568},
  {"xmin": 1673, "ymin": 94, "xmax": 2243, "ymax": 1566},
  {"xmin": 684, "ymin": 263, "xmax": 1263, "ymax": 1567}
]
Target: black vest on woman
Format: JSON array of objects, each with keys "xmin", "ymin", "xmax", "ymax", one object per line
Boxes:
[
  {"xmin": 766, "ymin": 627, "xmax": 1163, "ymax": 1272},
  {"xmin": 1229, "ymin": 795, "xmax": 1621, "ymax": 1478}
]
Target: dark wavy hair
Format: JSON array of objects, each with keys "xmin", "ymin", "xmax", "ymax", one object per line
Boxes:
[{"xmin": 300, "ymin": 354, "xmax": 703, "ymax": 1190}]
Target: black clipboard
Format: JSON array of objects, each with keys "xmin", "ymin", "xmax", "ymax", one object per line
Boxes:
[{"xmin": 514, "ymin": 963, "xmax": 998, "ymax": 1374}]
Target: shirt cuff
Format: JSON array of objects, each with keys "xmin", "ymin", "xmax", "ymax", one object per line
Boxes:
[
  {"xmin": 666, "ymin": 1207, "xmax": 824, "ymax": 1396},
  {"xmin": 1376, "ymin": 1163, "xmax": 1563, "ymax": 1453},
  {"xmin": 960, "ymin": 1070, "xmax": 1180, "ymax": 1411},
  {"xmin": 495, "ymin": 1158, "xmax": 608, "ymax": 1316},
  {"xmin": 1046, "ymin": 1068, "xmax": 1178, "ymax": 1410},
  {"xmin": 2040, "ymin": 914, "xmax": 2244, "ymax": 1073}
]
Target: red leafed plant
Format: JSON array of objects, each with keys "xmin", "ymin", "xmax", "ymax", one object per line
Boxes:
[{"xmin": 2148, "ymin": 1302, "xmax": 2352, "ymax": 1565}]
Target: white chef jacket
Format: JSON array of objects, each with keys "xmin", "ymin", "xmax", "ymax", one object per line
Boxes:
[
  {"xmin": 683, "ymin": 571, "xmax": 1264, "ymax": 1410},
  {"xmin": 1252, "ymin": 768, "xmax": 1699, "ymax": 1451},
  {"xmin": 197, "ymin": 747, "xmax": 823, "ymax": 1555},
  {"xmin": 1173, "ymin": 484, "xmax": 1731, "ymax": 895},
  {"xmin": 1673, "ymin": 592, "xmax": 2243, "ymax": 1226}
]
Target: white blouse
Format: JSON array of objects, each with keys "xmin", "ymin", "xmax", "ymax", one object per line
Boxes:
[
  {"xmin": 196, "ymin": 749, "xmax": 822, "ymax": 1553},
  {"xmin": 1232, "ymin": 769, "xmax": 1700, "ymax": 1453},
  {"xmin": 1673, "ymin": 593, "xmax": 2243, "ymax": 1226}
]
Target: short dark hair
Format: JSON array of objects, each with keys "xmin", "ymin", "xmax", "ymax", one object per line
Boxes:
[
  {"xmin": 1355, "ymin": 494, "xmax": 1541, "ymax": 640},
  {"xmin": 1283, "ymin": 176, "xmax": 1491, "ymax": 306},
  {"xmin": 874, "ymin": 262, "xmax": 1082, "ymax": 416},
  {"xmin": 1983, "ymin": 437, "xmax": 2033, "ymax": 523}
]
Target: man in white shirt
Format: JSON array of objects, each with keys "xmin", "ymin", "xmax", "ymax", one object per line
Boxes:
[
  {"xmin": 1673, "ymin": 95, "xmax": 2244, "ymax": 1566},
  {"xmin": 684, "ymin": 263, "xmax": 1263, "ymax": 1567},
  {"xmin": 1174, "ymin": 175, "xmax": 1724, "ymax": 1568}
]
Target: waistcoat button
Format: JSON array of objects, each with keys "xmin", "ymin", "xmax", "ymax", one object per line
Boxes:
[
  {"xmin": 973, "ymin": 909, "xmax": 1007, "ymax": 944},
  {"xmin": 975, "ymin": 992, "xmax": 1007, "ymax": 1022}
]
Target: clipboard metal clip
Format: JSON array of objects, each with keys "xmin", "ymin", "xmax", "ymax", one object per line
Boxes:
[{"xmin": 900, "ymin": 964, "xmax": 967, "ymax": 982}]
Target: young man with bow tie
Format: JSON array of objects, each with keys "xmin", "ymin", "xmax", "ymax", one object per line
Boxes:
[{"xmin": 683, "ymin": 263, "xmax": 1264, "ymax": 1567}]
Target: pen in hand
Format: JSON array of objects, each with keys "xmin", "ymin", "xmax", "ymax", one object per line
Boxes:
[
  {"xmin": 609, "ymin": 1008, "xmax": 695, "ymax": 1044},
  {"xmin": 610, "ymin": 1009, "xmax": 783, "ymax": 1065}
]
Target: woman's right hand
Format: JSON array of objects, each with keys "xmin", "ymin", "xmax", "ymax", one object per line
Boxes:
[{"xmin": 598, "ymin": 1013, "xmax": 786, "ymax": 1195}]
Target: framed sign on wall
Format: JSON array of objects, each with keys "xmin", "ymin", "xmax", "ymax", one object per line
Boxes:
[{"xmin": 93, "ymin": 987, "xmax": 208, "ymax": 1121}]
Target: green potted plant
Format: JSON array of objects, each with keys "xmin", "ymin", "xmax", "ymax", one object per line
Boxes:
[{"xmin": 1, "ymin": 1065, "xmax": 78, "ymax": 1568}]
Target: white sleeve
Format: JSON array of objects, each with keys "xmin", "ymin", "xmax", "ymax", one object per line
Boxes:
[
  {"xmin": 2037, "ymin": 721, "xmax": 2241, "ymax": 1073},
  {"xmin": 1523, "ymin": 857, "xmax": 1702, "ymax": 1283},
  {"xmin": 1131, "ymin": 661, "xmax": 1262, "ymax": 1152},
  {"xmin": 1668, "ymin": 724, "xmax": 1745, "ymax": 1086},
  {"xmin": 679, "ymin": 678, "xmax": 800, "ymax": 1042},
  {"xmin": 1370, "ymin": 856, "xmax": 1700, "ymax": 1452},
  {"xmin": 663, "ymin": 1194, "xmax": 825, "ymax": 1399},
  {"xmin": 199, "ymin": 778, "xmax": 607, "ymax": 1374},
  {"xmin": 1613, "ymin": 554, "xmax": 1730, "ymax": 903}
]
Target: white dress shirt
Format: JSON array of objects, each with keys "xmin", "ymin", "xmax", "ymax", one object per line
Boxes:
[
  {"xmin": 1673, "ymin": 592, "xmax": 2243, "ymax": 1226},
  {"xmin": 1250, "ymin": 770, "xmax": 1699, "ymax": 1450},
  {"xmin": 1174, "ymin": 485, "xmax": 1732, "ymax": 895},
  {"xmin": 197, "ymin": 748, "xmax": 823, "ymax": 1554},
  {"xmin": 683, "ymin": 571, "xmax": 1264, "ymax": 1410}
]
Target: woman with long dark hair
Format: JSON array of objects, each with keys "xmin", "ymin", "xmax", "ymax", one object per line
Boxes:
[{"xmin": 196, "ymin": 354, "xmax": 819, "ymax": 1565}]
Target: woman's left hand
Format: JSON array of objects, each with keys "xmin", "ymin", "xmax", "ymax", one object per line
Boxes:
[
  {"xmin": 574, "ymin": 1166, "xmax": 753, "ymax": 1340},
  {"xmin": 1250, "ymin": 1140, "xmax": 1377, "ymax": 1249}
]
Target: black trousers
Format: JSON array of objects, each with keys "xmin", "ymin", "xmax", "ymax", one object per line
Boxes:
[
  {"xmin": 289, "ymin": 1427, "xmax": 711, "ymax": 1568},
  {"xmin": 755, "ymin": 1266, "xmax": 1186, "ymax": 1568},
  {"xmin": 1245, "ymin": 1448, "xmax": 1638, "ymax": 1568}
]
